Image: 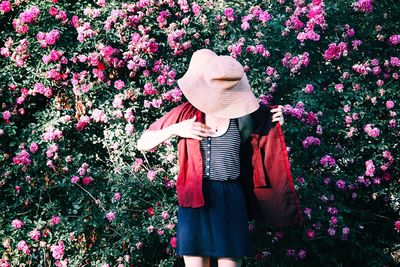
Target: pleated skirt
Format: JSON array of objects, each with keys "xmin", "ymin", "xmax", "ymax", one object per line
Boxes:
[{"xmin": 176, "ymin": 179, "xmax": 250, "ymax": 258}]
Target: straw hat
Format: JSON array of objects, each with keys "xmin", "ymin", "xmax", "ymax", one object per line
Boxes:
[{"xmin": 177, "ymin": 49, "xmax": 260, "ymax": 118}]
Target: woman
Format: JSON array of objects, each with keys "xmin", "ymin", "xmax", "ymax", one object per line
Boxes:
[{"xmin": 137, "ymin": 49, "xmax": 303, "ymax": 267}]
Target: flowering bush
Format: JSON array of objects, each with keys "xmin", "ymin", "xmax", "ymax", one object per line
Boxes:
[{"xmin": 0, "ymin": 0, "xmax": 399, "ymax": 266}]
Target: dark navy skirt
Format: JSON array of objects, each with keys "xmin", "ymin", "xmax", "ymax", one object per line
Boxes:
[{"xmin": 176, "ymin": 179, "xmax": 250, "ymax": 258}]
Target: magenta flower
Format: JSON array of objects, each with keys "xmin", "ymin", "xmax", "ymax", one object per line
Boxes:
[
  {"xmin": 303, "ymin": 84, "xmax": 314, "ymax": 93},
  {"xmin": 395, "ymin": 220, "xmax": 400, "ymax": 232},
  {"xmin": 0, "ymin": 1, "xmax": 12, "ymax": 13},
  {"xmin": 365, "ymin": 160, "xmax": 375, "ymax": 177},
  {"xmin": 11, "ymin": 219, "xmax": 24, "ymax": 229},
  {"xmin": 133, "ymin": 158, "xmax": 143, "ymax": 172},
  {"xmin": 191, "ymin": 3, "xmax": 201, "ymax": 16},
  {"xmin": 135, "ymin": 241, "xmax": 143, "ymax": 249},
  {"xmin": 388, "ymin": 35, "xmax": 400, "ymax": 46},
  {"xmin": 363, "ymin": 124, "xmax": 380, "ymax": 138},
  {"xmin": 50, "ymin": 240, "xmax": 65, "ymax": 260},
  {"xmin": 17, "ymin": 240, "xmax": 30, "ymax": 255},
  {"xmin": 224, "ymin": 7, "xmax": 235, "ymax": 21},
  {"xmin": 385, "ymin": 100, "xmax": 394, "ymax": 109},
  {"xmin": 327, "ymin": 227, "xmax": 336, "ymax": 236},
  {"xmin": 29, "ymin": 229, "xmax": 41, "ymax": 241},
  {"xmin": 19, "ymin": 6, "xmax": 40, "ymax": 24},
  {"xmin": 114, "ymin": 80, "xmax": 125, "ymax": 90},
  {"xmin": 306, "ymin": 229, "xmax": 315, "ymax": 238},
  {"xmin": 169, "ymin": 237, "xmax": 177, "ymax": 248},
  {"xmin": 105, "ymin": 211, "xmax": 115, "ymax": 222},
  {"xmin": 76, "ymin": 115, "xmax": 91, "ymax": 131},
  {"xmin": 161, "ymin": 211, "xmax": 170, "ymax": 220},
  {"xmin": 82, "ymin": 176, "xmax": 94, "ymax": 185},
  {"xmin": 147, "ymin": 170, "xmax": 157, "ymax": 182},
  {"xmin": 2, "ymin": 110, "xmax": 11, "ymax": 124},
  {"xmin": 51, "ymin": 215, "xmax": 61, "ymax": 225},
  {"xmin": 12, "ymin": 150, "xmax": 32, "ymax": 167},
  {"xmin": 297, "ymin": 249, "xmax": 307, "ymax": 259},
  {"xmin": 335, "ymin": 179, "xmax": 346, "ymax": 190},
  {"xmin": 320, "ymin": 155, "xmax": 336, "ymax": 167},
  {"xmin": 70, "ymin": 175, "xmax": 79, "ymax": 184},
  {"xmin": 353, "ymin": 0, "xmax": 373, "ymax": 14},
  {"xmin": 41, "ymin": 127, "xmax": 63, "ymax": 142},
  {"xmin": 114, "ymin": 192, "xmax": 121, "ymax": 201},
  {"xmin": 323, "ymin": 42, "xmax": 348, "ymax": 61},
  {"xmin": 302, "ymin": 136, "xmax": 321, "ymax": 148}
]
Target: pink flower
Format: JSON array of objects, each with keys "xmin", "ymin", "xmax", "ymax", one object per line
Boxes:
[
  {"xmin": 303, "ymin": 84, "xmax": 314, "ymax": 93},
  {"xmin": 114, "ymin": 80, "xmax": 125, "ymax": 90},
  {"xmin": 50, "ymin": 240, "xmax": 65, "ymax": 260},
  {"xmin": 51, "ymin": 215, "xmax": 61, "ymax": 225},
  {"xmin": 82, "ymin": 176, "xmax": 94, "ymax": 185},
  {"xmin": 224, "ymin": 7, "xmax": 235, "ymax": 21},
  {"xmin": 169, "ymin": 237, "xmax": 177, "ymax": 248},
  {"xmin": 365, "ymin": 160, "xmax": 375, "ymax": 177},
  {"xmin": 161, "ymin": 211, "xmax": 170, "ymax": 220},
  {"xmin": 353, "ymin": 0, "xmax": 373, "ymax": 14},
  {"xmin": 114, "ymin": 192, "xmax": 121, "ymax": 201},
  {"xmin": 147, "ymin": 170, "xmax": 157, "ymax": 182},
  {"xmin": 125, "ymin": 123, "xmax": 135, "ymax": 135},
  {"xmin": 12, "ymin": 219, "xmax": 24, "ymax": 229},
  {"xmin": 395, "ymin": 220, "xmax": 400, "ymax": 232},
  {"xmin": 49, "ymin": 6, "xmax": 58, "ymax": 16},
  {"xmin": 2, "ymin": 110, "xmax": 11, "ymax": 123},
  {"xmin": 336, "ymin": 179, "xmax": 346, "ymax": 189},
  {"xmin": 76, "ymin": 115, "xmax": 91, "ymax": 131},
  {"xmin": 386, "ymin": 100, "xmax": 394, "ymax": 109},
  {"xmin": 157, "ymin": 228, "xmax": 164, "ymax": 235},
  {"xmin": 320, "ymin": 155, "xmax": 336, "ymax": 167},
  {"xmin": 112, "ymin": 95, "xmax": 124, "ymax": 109},
  {"xmin": 29, "ymin": 229, "xmax": 41, "ymax": 241},
  {"xmin": 19, "ymin": 6, "xmax": 40, "ymax": 24},
  {"xmin": 147, "ymin": 225, "xmax": 154, "ymax": 233},
  {"xmin": 306, "ymin": 229, "xmax": 315, "ymax": 238},
  {"xmin": 133, "ymin": 158, "xmax": 143, "ymax": 172},
  {"xmin": 302, "ymin": 136, "xmax": 321, "ymax": 148},
  {"xmin": 91, "ymin": 109, "xmax": 108, "ymax": 123},
  {"xmin": 135, "ymin": 241, "xmax": 143, "ymax": 249},
  {"xmin": 17, "ymin": 240, "xmax": 30, "ymax": 255},
  {"xmin": 105, "ymin": 211, "xmax": 115, "ymax": 222},
  {"xmin": 323, "ymin": 42, "xmax": 348, "ymax": 61},
  {"xmin": 0, "ymin": 258, "xmax": 11, "ymax": 267},
  {"xmin": 191, "ymin": 3, "xmax": 201, "ymax": 16},
  {"xmin": 70, "ymin": 175, "xmax": 79, "ymax": 184},
  {"xmin": 388, "ymin": 35, "xmax": 400, "ymax": 46},
  {"xmin": 0, "ymin": 1, "xmax": 12, "ymax": 13},
  {"xmin": 12, "ymin": 149, "xmax": 32, "ymax": 167}
]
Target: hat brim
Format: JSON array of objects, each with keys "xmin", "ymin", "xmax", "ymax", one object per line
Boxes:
[{"xmin": 178, "ymin": 72, "xmax": 260, "ymax": 119}]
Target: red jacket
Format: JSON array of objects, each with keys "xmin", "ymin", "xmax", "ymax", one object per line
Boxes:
[{"xmin": 148, "ymin": 102, "xmax": 304, "ymax": 227}]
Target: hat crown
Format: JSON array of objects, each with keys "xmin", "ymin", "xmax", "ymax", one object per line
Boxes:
[
  {"xmin": 205, "ymin": 55, "xmax": 244, "ymax": 90},
  {"xmin": 177, "ymin": 48, "xmax": 260, "ymax": 118}
]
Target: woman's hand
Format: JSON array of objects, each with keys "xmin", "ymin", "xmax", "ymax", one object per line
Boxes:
[
  {"xmin": 271, "ymin": 105, "xmax": 284, "ymax": 126},
  {"xmin": 173, "ymin": 116, "xmax": 212, "ymax": 140}
]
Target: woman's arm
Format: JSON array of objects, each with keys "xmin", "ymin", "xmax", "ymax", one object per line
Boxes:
[{"xmin": 136, "ymin": 116, "xmax": 211, "ymax": 151}]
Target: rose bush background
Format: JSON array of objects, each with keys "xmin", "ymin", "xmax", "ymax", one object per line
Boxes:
[{"xmin": 0, "ymin": 0, "xmax": 399, "ymax": 266}]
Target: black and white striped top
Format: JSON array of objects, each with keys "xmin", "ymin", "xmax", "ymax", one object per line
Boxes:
[{"xmin": 200, "ymin": 119, "xmax": 241, "ymax": 181}]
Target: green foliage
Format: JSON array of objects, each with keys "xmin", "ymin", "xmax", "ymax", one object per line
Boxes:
[{"xmin": 0, "ymin": 0, "xmax": 399, "ymax": 266}]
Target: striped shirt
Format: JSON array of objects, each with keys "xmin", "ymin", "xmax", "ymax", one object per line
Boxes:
[{"xmin": 200, "ymin": 119, "xmax": 241, "ymax": 181}]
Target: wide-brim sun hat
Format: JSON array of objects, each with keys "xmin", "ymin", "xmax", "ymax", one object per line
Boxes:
[{"xmin": 177, "ymin": 49, "xmax": 260, "ymax": 119}]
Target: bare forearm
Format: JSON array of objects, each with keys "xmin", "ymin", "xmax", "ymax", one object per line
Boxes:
[{"xmin": 136, "ymin": 124, "xmax": 177, "ymax": 151}]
